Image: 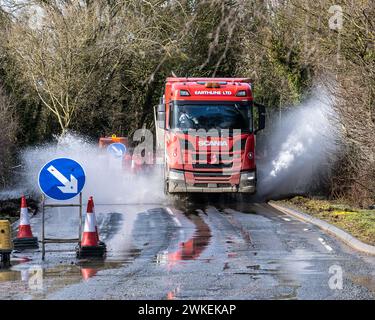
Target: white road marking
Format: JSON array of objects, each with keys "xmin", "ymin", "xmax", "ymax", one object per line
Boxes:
[
  {"xmin": 282, "ymin": 217, "xmax": 291, "ymax": 221},
  {"xmin": 318, "ymin": 237, "xmax": 333, "ymax": 252},
  {"xmin": 303, "ymin": 228, "xmax": 309, "ymax": 231}
]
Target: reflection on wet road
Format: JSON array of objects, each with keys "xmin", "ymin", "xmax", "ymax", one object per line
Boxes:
[
  {"xmin": 156, "ymin": 211, "xmax": 211, "ymax": 267},
  {"xmin": 0, "ymin": 197, "xmax": 374, "ymax": 300}
]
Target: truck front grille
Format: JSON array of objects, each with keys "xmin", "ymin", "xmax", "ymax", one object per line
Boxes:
[
  {"xmin": 192, "ymin": 163, "xmax": 232, "ymax": 169},
  {"xmin": 192, "ymin": 173, "xmax": 232, "ymax": 184},
  {"xmin": 193, "ymin": 183, "xmax": 232, "ymax": 188}
]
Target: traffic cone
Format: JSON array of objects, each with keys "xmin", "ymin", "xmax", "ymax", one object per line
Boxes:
[
  {"xmin": 87, "ymin": 196, "xmax": 100, "ymax": 242},
  {"xmin": 76, "ymin": 196, "xmax": 106, "ymax": 258},
  {"xmin": 13, "ymin": 196, "xmax": 38, "ymax": 250}
]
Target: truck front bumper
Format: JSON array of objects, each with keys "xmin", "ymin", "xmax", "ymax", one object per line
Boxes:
[{"xmin": 167, "ymin": 170, "xmax": 256, "ymax": 193}]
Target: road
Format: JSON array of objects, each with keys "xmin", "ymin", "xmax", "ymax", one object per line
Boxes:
[{"xmin": 0, "ymin": 196, "xmax": 374, "ymax": 300}]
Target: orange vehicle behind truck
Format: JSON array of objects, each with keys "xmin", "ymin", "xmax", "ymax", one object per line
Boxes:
[
  {"xmin": 98, "ymin": 135, "xmax": 153, "ymax": 174},
  {"xmin": 155, "ymin": 77, "xmax": 265, "ymax": 194},
  {"xmin": 98, "ymin": 135, "xmax": 129, "ymax": 149},
  {"xmin": 98, "ymin": 135, "xmax": 133, "ymax": 170}
]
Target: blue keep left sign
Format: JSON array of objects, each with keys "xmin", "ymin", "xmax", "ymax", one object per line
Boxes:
[
  {"xmin": 107, "ymin": 143, "xmax": 127, "ymax": 158},
  {"xmin": 38, "ymin": 158, "xmax": 86, "ymax": 200}
]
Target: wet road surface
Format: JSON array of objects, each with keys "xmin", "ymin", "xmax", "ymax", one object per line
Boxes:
[{"xmin": 0, "ymin": 196, "xmax": 374, "ymax": 300}]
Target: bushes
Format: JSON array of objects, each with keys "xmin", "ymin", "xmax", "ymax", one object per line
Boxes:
[
  {"xmin": 0, "ymin": 86, "xmax": 18, "ymax": 187},
  {"xmin": 0, "ymin": 0, "xmax": 373, "ymax": 205}
]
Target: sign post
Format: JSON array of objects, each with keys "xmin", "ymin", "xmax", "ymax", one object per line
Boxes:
[{"xmin": 38, "ymin": 158, "xmax": 86, "ymax": 260}]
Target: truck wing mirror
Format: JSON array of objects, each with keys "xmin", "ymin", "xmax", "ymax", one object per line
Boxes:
[
  {"xmin": 157, "ymin": 104, "xmax": 165, "ymax": 129},
  {"xmin": 254, "ymin": 102, "xmax": 266, "ymax": 133}
]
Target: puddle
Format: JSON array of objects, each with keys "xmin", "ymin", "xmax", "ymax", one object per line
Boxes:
[
  {"xmin": 0, "ymin": 203, "xmax": 162, "ymax": 299},
  {"xmin": 155, "ymin": 208, "xmax": 212, "ymax": 267},
  {"xmin": 174, "ymin": 214, "xmax": 211, "ymax": 261},
  {"xmin": 0, "ymin": 244, "xmax": 141, "ymax": 299}
]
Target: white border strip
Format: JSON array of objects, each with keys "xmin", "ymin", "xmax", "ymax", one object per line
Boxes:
[{"xmin": 268, "ymin": 202, "xmax": 375, "ymax": 255}]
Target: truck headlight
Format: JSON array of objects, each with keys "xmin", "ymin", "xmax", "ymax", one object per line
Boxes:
[
  {"xmin": 240, "ymin": 171, "xmax": 256, "ymax": 182},
  {"xmin": 169, "ymin": 170, "xmax": 185, "ymax": 181}
]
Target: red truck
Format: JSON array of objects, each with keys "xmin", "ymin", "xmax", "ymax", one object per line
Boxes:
[{"xmin": 155, "ymin": 77, "xmax": 265, "ymax": 194}]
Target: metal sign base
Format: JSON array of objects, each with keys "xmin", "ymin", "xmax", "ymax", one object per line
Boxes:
[{"xmin": 41, "ymin": 193, "xmax": 83, "ymax": 260}]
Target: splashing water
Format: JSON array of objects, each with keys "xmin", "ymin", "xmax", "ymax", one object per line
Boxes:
[
  {"xmin": 19, "ymin": 133, "xmax": 165, "ymax": 204},
  {"xmin": 270, "ymin": 139, "xmax": 305, "ymax": 178},
  {"xmin": 257, "ymin": 89, "xmax": 338, "ymax": 199},
  {"xmin": 15, "ymin": 90, "xmax": 337, "ymax": 203}
]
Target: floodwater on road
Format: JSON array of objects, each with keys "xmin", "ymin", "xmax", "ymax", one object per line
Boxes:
[{"xmin": 0, "ymin": 196, "xmax": 374, "ymax": 300}]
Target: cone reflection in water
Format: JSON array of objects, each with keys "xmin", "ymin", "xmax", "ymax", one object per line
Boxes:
[{"xmin": 81, "ymin": 268, "xmax": 97, "ymax": 280}]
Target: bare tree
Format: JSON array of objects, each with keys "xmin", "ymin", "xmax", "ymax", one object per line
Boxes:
[
  {"xmin": 0, "ymin": 85, "xmax": 18, "ymax": 187},
  {"xmin": 5, "ymin": 2, "xmax": 129, "ymax": 133}
]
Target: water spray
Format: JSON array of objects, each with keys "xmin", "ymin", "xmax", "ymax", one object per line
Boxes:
[{"xmin": 256, "ymin": 89, "xmax": 339, "ymax": 200}]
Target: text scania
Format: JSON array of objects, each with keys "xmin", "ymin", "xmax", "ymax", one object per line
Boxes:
[
  {"xmin": 194, "ymin": 90, "xmax": 232, "ymax": 95},
  {"xmin": 183, "ymin": 304, "xmax": 236, "ymax": 315},
  {"xmin": 198, "ymin": 141, "xmax": 228, "ymax": 147}
]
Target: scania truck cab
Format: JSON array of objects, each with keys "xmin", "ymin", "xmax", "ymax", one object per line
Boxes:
[{"xmin": 155, "ymin": 77, "xmax": 265, "ymax": 194}]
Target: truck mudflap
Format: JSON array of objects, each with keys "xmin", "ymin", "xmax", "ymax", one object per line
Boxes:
[{"xmin": 166, "ymin": 170, "xmax": 256, "ymax": 193}]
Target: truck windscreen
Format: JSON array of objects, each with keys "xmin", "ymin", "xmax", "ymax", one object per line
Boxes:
[{"xmin": 170, "ymin": 102, "xmax": 252, "ymax": 132}]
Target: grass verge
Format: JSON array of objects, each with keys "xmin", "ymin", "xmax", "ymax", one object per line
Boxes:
[{"xmin": 277, "ymin": 196, "xmax": 375, "ymax": 246}]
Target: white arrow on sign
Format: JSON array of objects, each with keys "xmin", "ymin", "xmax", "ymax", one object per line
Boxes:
[
  {"xmin": 47, "ymin": 165, "xmax": 78, "ymax": 194},
  {"xmin": 111, "ymin": 146, "xmax": 123, "ymax": 157}
]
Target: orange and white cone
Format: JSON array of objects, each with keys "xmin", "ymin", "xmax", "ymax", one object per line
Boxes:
[
  {"xmin": 13, "ymin": 196, "xmax": 38, "ymax": 250},
  {"xmin": 76, "ymin": 196, "xmax": 106, "ymax": 258},
  {"xmin": 81, "ymin": 199, "xmax": 99, "ymax": 247},
  {"xmin": 86, "ymin": 196, "xmax": 100, "ymax": 242},
  {"xmin": 17, "ymin": 196, "xmax": 33, "ymax": 238}
]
